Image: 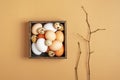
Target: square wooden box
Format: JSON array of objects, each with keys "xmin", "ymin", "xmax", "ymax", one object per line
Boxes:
[{"xmin": 29, "ymin": 21, "xmax": 67, "ymax": 59}]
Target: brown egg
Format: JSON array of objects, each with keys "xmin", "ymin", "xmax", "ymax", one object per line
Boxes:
[
  {"xmin": 55, "ymin": 45, "xmax": 64, "ymax": 57},
  {"xmin": 49, "ymin": 40, "xmax": 62, "ymax": 51},
  {"xmin": 56, "ymin": 31, "xmax": 64, "ymax": 42},
  {"xmin": 38, "ymin": 34, "xmax": 45, "ymax": 38}
]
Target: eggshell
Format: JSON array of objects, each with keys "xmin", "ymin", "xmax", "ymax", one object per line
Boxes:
[
  {"xmin": 44, "ymin": 23, "xmax": 57, "ymax": 32},
  {"xmin": 45, "ymin": 40, "xmax": 52, "ymax": 46},
  {"xmin": 54, "ymin": 22, "xmax": 61, "ymax": 29},
  {"xmin": 48, "ymin": 51, "xmax": 55, "ymax": 57},
  {"xmin": 36, "ymin": 38, "xmax": 48, "ymax": 52},
  {"xmin": 32, "ymin": 23, "xmax": 42, "ymax": 35},
  {"xmin": 37, "ymin": 27, "xmax": 45, "ymax": 34},
  {"xmin": 32, "ymin": 43, "xmax": 42, "ymax": 55},
  {"xmin": 31, "ymin": 35, "xmax": 37, "ymax": 43},
  {"xmin": 38, "ymin": 34, "xmax": 45, "ymax": 38},
  {"xmin": 55, "ymin": 45, "xmax": 64, "ymax": 57},
  {"xmin": 56, "ymin": 31, "xmax": 64, "ymax": 42},
  {"xmin": 45, "ymin": 30, "xmax": 56, "ymax": 41},
  {"xmin": 49, "ymin": 40, "xmax": 62, "ymax": 51}
]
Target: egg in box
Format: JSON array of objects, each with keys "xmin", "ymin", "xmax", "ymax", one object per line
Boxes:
[{"xmin": 30, "ymin": 21, "xmax": 66, "ymax": 58}]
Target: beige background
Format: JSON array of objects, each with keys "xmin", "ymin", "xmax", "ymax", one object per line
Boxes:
[{"xmin": 0, "ymin": 0, "xmax": 120, "ymax": 80}]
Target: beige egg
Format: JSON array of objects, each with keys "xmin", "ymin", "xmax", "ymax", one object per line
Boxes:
[
  {"xmin": 45, "ymin": 40, "xmax": 52, "ymax": 46},
  {"xmin": 45, "ymin": 30, "xmax": 56, "ymax": 41},
  {"xmin": 49, "ymin": 40, "xmax": 62, "ymax": 51},
  {"xmin": 32, "ymin": 23, "xmax": 42, "ymax": 35},
  {"xmin": 56, "ymin": 31, "xmax": 64, "ymax": 42}
]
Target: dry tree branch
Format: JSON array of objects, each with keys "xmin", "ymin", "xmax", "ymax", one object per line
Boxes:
[
  {"xmin": 75, "ymin": 42, "xmax": 82, "ymax": 80},
  {"xmin": 81, "ymin": 6, "xmax": 106, "ymax": 80},
  {"xmin": 90, "ymin": 51, "xmax": 94, "ymax": 54},
  {"xmin": 77, "ymin": 33, "xmax": 89, "ymax": 42},
  {"xmin": 75, "ymin": 5, "xmax": 106, "ymax": 80},
  {"xmin": 91, "ymin": 28, "xmax": 106, "ymax": 34},
  {"xmin": 81, "ymin": 6, "xmax": 91, "ymax": 33},
  {"xmin": 81, "ymin": 6, "xmax": 91, "ymax": 80}
]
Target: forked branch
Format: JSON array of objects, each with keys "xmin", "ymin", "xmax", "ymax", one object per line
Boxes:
[{"xmin": 91, "ymin": 28, "xmax": 106, "ymax": 34}]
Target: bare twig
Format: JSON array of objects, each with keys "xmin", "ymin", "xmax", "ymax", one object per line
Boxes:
[
  {"xmin": 91, "ymin": 28, "xmax": 106, "ymax": 34},
  {"xmin": 77, "ymin": 33, "xmax": 89, "ymax": 42},
  {"xmin": 81, "ymin": 6, "xmax": 91, "ymax": 33},
  {"xmin": 75, "ymin": 42, "xmax": 82, "ymax": 80},
  {"xmin": 81, "ymin": 6, "xmax": 91, "ymax": 80},
  {"xmin": 90, "ymin": 51, "xmax": 94, "ymax": 54}
]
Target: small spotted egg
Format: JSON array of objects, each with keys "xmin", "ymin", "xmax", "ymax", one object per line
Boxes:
[
  {"xmin": 48, "ymin": 51, "xmax": 55, "ymax": 57},
  {"xmin": 36, "ymin": 38, "xmax": 48, "ymax": 52},
  {"xmin": 32, "ymin": 43, "xmax": 42, "ymax": 55}
]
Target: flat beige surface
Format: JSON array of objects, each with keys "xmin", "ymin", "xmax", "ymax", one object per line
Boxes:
[{"xmin": 0, "ymin": 0, "xmax": 120, "ymax": 80}]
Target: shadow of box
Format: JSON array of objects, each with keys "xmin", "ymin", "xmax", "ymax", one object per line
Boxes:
[{"xmin": 29, "ymin": 21, "xmax": 67, "ymax": 59}]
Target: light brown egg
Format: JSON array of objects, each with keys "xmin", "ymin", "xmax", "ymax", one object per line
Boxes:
[
  {"xmin": 55, "ymin": 45, "xmax": 64, "ymax": 57},
  {"xmin": 45, "ymin": 30, "xmax": 56, "ymax": 41},
  {"xmin": 56, "ymin": 31, "xmax": 64, "ymax": 42},
  {"xmin": 49, "ymin": 40, "xmax": 62, "ymax": 51},
  {"xmin": 32, "ymin": 23, "xmax": 42, "ymax": 35}
]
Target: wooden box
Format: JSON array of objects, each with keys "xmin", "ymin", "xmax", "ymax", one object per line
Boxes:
[{"xmin": 29, "ymin": 21, "xmax": 67, "ymax": 59}]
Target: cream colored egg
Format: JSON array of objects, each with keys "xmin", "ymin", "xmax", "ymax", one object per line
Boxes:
[
  {"xmin": 44, "ymin": 23, "xmax": 57, "ymax": 32},
  {"xmin": 45, "ymin": 40, "xmax": 52, "ymax": 46},
  {"xmin": 45, "ymin": 30, "xmax": 56, "ymax": 41},
  {"xmin": 56, "ymin": 31, "xmax": 64, "ymax": 42},
  {"xmin": 49, "ymin": 40, "xmax": 62, "ymax": 51},
  {"xmin": 32, "ymin": 43, "xmax": 42, "ymax": 55},
  {"xmin": 36, "ymin": 38, "xmax": 48, "ymax": 52},
  {"xmin": 32, "ymin": 23, "xmax": 42, "ymax": 35}
]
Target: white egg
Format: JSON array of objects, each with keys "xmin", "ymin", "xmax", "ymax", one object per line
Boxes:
[
  {"xmin": 36, "ymin": 38, "xmax": 48, "ymax": 52},
  {"xmin": 32, "ymin": 43, "xmax": 42, "ymax": 55},
  {"xmin": 44, "ymin": 23, "xmax": 57, "ymax": 32}
]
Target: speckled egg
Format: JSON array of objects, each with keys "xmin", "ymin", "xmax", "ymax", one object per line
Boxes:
[
  {"xmin": 54, "ymin": 22, "xmax": 64, "ymax": 31},
  {"xmin": 49, "ymin": 40, "xmax": 62, "ymax": 51},
  {"xmin": 32, "ymin": 23, "xmax": 42, "ymax": 35},
  {"xmin": 55, "ymin": 45, "xmax": 64, "ymax": 57},
  {"xmin": 31, "ymin": 35, "xmax": 37, "ymax": 43},
  {"xmin": 45, "ymin": 30, "xmax": 56, "ymax": 41},
  {"xmin": 44, "ymin": 23, "xmax": 57, "ymax": 32},
  {"xmin": 36, "ymin": 38, "xmax": 48, "ymax": 52},
  {"xmin": 56, "ymin": 31, "xmax": 64, "ymax": 42},
  {"xmin": 32, "ymin": 43, "xmax": 42, "ymax": 55},
  {"xmin": 37, "ymin": 27, "xmax": 45, "ymax": 34},
  {"xmin": 48, "ymin": 51, "xmax": 55, "ymax": 57}
]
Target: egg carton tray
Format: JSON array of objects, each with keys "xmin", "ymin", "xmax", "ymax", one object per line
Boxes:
[{"xmin": 29, "ymin": 21, "xmax": 67, "ymax": 59}]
